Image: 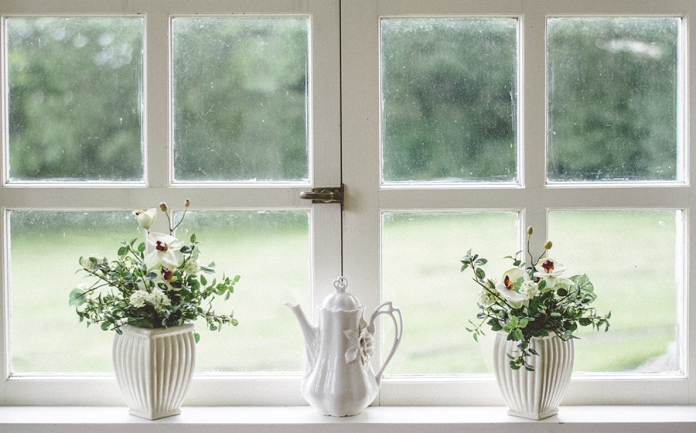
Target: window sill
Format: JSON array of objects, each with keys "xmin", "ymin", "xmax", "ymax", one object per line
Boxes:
[{"xmin": 1, "ymin": 406, "xmax": 695, "ymax": 433}]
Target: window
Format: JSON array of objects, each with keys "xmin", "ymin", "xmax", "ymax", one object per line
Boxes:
[{"xmin": 1, "ymin": 0, "xmax": 694, "ymax": 407}]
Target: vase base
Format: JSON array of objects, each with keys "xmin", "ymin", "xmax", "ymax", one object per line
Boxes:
[
  {"xmin": 507, "ymin": 408, "xmax": 558, "ymax": 420},
  {"xmin": 128, "ymin": 408, "xmax": 182, "ymax": 420}
]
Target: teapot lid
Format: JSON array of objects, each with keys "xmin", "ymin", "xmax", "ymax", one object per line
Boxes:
[{"xmin": 322, "ymin": 277, "xmax": 362, "ymax": 311}]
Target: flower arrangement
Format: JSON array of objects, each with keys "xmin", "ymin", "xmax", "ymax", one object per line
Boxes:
[
  {"xmin": 461, "ymin": 227, "xmax": 610, "ymax": 371},
  {"xmin": 69, "ymin": 200, "xmax": 239, "ymax": 342}
]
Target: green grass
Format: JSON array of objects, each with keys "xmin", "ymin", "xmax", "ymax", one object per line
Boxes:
[{"xmin": 9, "ymin": 210, "xmax": 679, "ymax": 374}]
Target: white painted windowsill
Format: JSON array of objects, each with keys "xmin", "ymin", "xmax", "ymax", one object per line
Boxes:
[{"xmin": 1, "ymin": 406, "xmax": 696, "ymax": 433}]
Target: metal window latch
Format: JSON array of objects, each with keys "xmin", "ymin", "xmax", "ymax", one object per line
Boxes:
[{"xmin": 300, "ymin": 185, "xmax": 344, "ymax": 205}]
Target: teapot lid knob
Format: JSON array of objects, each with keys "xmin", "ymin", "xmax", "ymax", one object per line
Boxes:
[{"xmin": 333, "ymin": 276, "xmax": 348, "ymax": 293}]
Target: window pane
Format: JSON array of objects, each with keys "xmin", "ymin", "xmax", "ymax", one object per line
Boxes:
[
  {"xmin": 7, "ymin": 18, "xmax": 144, "ymax": 181},
  {"xmin": 179, "ymin": 211, "xmax": 310, "ymax": 372},
  {"xmin": 548, "ymin": 210, "xmax": 680, "ymax": 373},
  {"xmin": 172, "ymin": 17, "xmax": 309, "ymax": 182},
  {"xmin": 10, "ymin": 210, "xmax": 309, "ymax": 373},
  {"xmin": 382, "ymin": 212, "xmax": 519, "ymax": 374},
  {"xmin": 547, "ymin": 18, "xmax": 679, "ymax": 182},
  {"xmin": 10, "ymin": 211, "xmax": 140, "ymax": 372},
  {"xmin": 381, "ymin": 18, "xmax": 518, "ymax": 183}
]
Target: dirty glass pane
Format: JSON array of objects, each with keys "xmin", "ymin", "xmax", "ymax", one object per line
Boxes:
[
  {"xmin": 382, "ymin": 212, "xmax": 519, "ymax": 374},
  {"xmin": 547, "ymin": 18, "xmax": 679, "ymax": 182},
  {"xmin": 10, "ymin": 210, "xmax": 309, "ymax": 373},
  {"xmin": 381, "ymin": 19, "xmax": 518, "ymax": 183},
  {"xmin": 172, "ymin": 17, "xmax": 309, "ymax": 182},
  {"xmin": 7, "ymin": 18, "xmax": 144, "ymax": 181},
  {"xmin": 548, "ymin": 210, "xmax": 679, "ymax": 373}
]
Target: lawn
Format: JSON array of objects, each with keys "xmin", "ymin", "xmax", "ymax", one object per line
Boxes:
[{"xmin": 9, "ymin": 210, "xmax": 679, "ymax": 375}]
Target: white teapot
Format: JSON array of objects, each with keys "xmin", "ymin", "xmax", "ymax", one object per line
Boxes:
[{"xmin": 284, "ymin": 277, "xmax": 403, "ymax": 416}]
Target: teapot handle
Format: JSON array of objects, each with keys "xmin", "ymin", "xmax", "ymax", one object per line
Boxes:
[{"xmin": 367, "ymin": 301, "xmax": 403, "ymax": 385}]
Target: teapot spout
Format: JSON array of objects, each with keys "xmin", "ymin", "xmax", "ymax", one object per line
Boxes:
[{"xmin": 284, "ymin": 302, "xmax": 319, "ymax": 368}]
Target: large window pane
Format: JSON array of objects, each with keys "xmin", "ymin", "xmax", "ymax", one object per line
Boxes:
[
  {"xmin": 382, "ymin": 212, "xmax": 519, "ymax": 374},
  {"xmin": 7, "ymin": 18, "xmax": 144, "ymax": 181},
  {"xmin": 172, "ymin": 17, "xmax": 309, "ymax": 182},
  {"xmin": 381, "ymin": 18, "xmax": 518, "ymax": 183},
  {"xmin": 547, "ymin": 18, "xmax": 679, "ymax": 182},
  {"xmin": 548, "ymin": 210, "xmax": 680, "ymax": 373}
]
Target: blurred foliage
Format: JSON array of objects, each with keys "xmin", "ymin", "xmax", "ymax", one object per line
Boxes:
[
  {"xmin": 382, "ymin": 19, "xmax": 517, "ymax": 182},
  {"xmin": 7, "ymin": 17, "xmax": 679, "ymax": 182},
  {"xmin": 7, "ymin": 17, "xmax": 143, "ymax": 181},
  {"xmin": 548, "ymin": 18, "xmax": 679, "ymax": 181}
]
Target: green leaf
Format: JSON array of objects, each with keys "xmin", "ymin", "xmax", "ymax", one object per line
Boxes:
[
  {"xmin": 117, "ymin": 246, "xmax": 128, "ymax": 256},
  {"xmin": 138, "ymin": 242, "xmax": 146, "ymax": 252},
  {"xmin": 475, "ymin": 268, "xmax": 485, "ymax": 279},
  {"xmin": 190, "ymin": 234, "xmax": 197, "ymax": 243},
  {"xmin": 69, "ymin": 288, "xmax": 87, "ymax": 306},
  {"xmin": 234, "ymin": 275, "xmax": 240, "ymax": 282},
  {"xmin": 194, "ymin": 332, "xmax": 200, "ymax": 343},
  {"xmin": 145, "ymin": 272, "xmax": 158, "ymax": 281},
  {"xmin": 100, "ymin": 322, "xmax": 111, "ymax": 331},
  {"xmin": 557, "ymin": 288, "xmax": 568, "ymax": 297},
  {"xmin": 200, "ymin": 275, "xmax": 208, "ymax": 286},
  {"xmin": 180, "ymin": 246, "xmax": 191, "ymax": 254}
]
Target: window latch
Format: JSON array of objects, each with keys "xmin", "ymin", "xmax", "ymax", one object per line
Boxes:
[{"xmin": 300, "ymin": 185, "xmax": 344, "ymax": 206}]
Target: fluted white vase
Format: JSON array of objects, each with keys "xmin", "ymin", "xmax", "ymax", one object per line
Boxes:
[
  {"xmin": 113, "ymin": 324, "xmax": 196, "ymax": 420},
  {"xmin": 493, "ymin": 332, "xmax": 574, "ymax": 420}
]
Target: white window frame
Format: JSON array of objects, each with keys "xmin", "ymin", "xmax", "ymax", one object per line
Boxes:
[
  {"xmin": 342, "ymin": 0, "xmax": 695, "ymax": 406},
  {"xmin": 0, "ymin": 0, "xmax": 694, "ymax": 408},
  {"xmin": 0, "ymin": 0, "xmax": 342, "ymax": 405}
]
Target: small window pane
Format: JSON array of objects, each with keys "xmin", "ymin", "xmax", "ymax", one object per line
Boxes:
[
  {"xmin": 172, "ymin": 17, "xmax": 309, "ymax": 182},
  {"xmin": 548, "ymin": 210, "xmax": 680, "ymax": 373},
  {"xmin": 382, "ymin": 212, "xmax": 519, "ymax": 374},
  {"xmin": 7, "ymin": 18, "xmax": 144, "ymax": 181},
  {"xmin": 547, "ymin": 18, "xmax": 679, "ymax": 182},
  {"xmin": 381, "ymin": 18, "xmax": 518, "ymax": 183},
  {"xmin": 10, "ymin": 210, "xmax": 310, "ymax": 373}
]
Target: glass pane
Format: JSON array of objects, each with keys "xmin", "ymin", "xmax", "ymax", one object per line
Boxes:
[
  {"xmin": 382, "ymin": 212, "xmax": 519, "ymax": 374},
  {"xmin": 381, "ymin": 19, "xmax": 518, "ymax": 183},
  {"xmin": 10, "ymin": 211, "xmax": 140, "ymax": 372},
  {"xmin": 548, "ymin": 210, "xmax": 679, "ymax": 372},
  {"xmin": 172, "ymin": 17, "xmax": 309, "ymax": 182},
  {"xmin": 177, "ymin": 211, "xmax": 310, "ymax": 372},
  {"xmin": 547, "ymin": 18, "xmax": 679, "ymax": 182},
  {"xmin": 7, "ymin": 18, "xmax": 144, "ymax": 181}
]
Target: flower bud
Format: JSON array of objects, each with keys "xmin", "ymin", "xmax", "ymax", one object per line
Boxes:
[
  {"xmin": 544, "ymin": 241, "xmax": 553, "ymax": 250},
  {"xmin": 159, "ymin": 202, "xmax": 168, "ymax": 213},
  {"xmin": 527, "ymin": 226, "xmax": 533, "ymax": 235},
  {"xmin": 185, "ymin": 198, "xmax": 191, "ymax": 208}
]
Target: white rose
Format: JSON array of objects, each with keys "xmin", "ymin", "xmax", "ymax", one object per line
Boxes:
[
  {"xmin": 133, "ymin": 208, "xmax": 157, "ymax": 230},
  {"xmin": 147, "ymin": 288, "xmax": 171, "ymax": 312},
  {"xmin": 144, "ymin": 232, "xmax": 184, "ymax": 270}
]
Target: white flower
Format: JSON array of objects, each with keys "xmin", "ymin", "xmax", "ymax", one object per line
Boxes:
[
  {"xmin": 533, "ymin": 258, "xmax": 568, "ymax": 289},
  {"xmin": 478, "ymin": 289, "xmax": 495, "ymax": 306},
  {"xmin": 495, "ymin": 267, "xmax": 529, "ymax": 308},
  {"xmin": 144, "ymin": 232, "xmax": 184, "ymax": 270},
  {"xmin": 77, "ymin": 280, "xmax": 91, "ymax": 290},
  {"xmin": 130, "ymin": 289, "xmax": 149, "ymax": 308},
  {"xmin": 133, "ymin": 208, "xmax": 157, "ymax": 230},
  {"xmin": 147, "ymin": 288, "xmax": 171, "ymax": 312},
  {"xmin": 344, "ymin": 327, "xmax": 375, "ymax": 365},
  {"xmin": 519, "ymin": 281, "xmax": 539, "ymax": 300},
  {"xmin": 183, "ymin": 259, "xmax": 200, "ymax": 275}
]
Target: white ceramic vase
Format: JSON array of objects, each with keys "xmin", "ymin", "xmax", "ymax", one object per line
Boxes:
[
  {"xmin": 493, "ymin": 332, "xmax": 574, "ymax": 420},
  {"xmin": 112, "ymin": 323, "xmax": 196, "ymax": 420}
]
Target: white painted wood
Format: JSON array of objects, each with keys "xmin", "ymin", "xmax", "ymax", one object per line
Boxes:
[
  {"xmin": 0, "ymin": 0, "xmax": 342, "ymax": 406},
  {"xmin": 342, "ymin": 0, "xmax": 695, "ymax": 407},
  {"xmin": 1, "ymin": 406, "xmax": 696, "ymax": 433}
]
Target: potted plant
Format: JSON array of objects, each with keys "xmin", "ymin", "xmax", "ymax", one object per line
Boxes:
[
  {"xmin": 460, "ymin": 227, "xmax": 610, "ymax": 420},
  {"xmin": 69, "ymin": 200, "xmax": 239, "ymax": 419}
]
